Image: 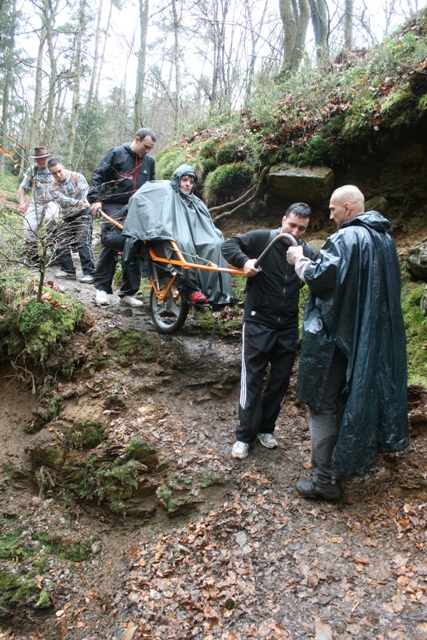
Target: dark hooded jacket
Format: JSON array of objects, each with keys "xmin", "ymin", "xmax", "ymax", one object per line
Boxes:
[
  {"xmin": 122, "ymin": 164, "xmax": 234, "ymax": 305},
  {"xmin": 297, "ymin": 211, "xmax": 408, "ymax": 479},
  {"xmin": 87, "ymin": 143, "xmax": 155, "ymax": 206},
  {"xmin": 222, "ymin": 229, "xmax": 314, "ymax": 329}
]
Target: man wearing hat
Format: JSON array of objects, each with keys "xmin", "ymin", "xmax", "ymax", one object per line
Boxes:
[{"xmin": 18, "ymin": 146, "xmax": 60, "ymax": 265}]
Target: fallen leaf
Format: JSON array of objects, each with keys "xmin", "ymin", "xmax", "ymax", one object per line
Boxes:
[{"xmin": 353, "ymin": 556, "xmax": 370, "ymax": 565}]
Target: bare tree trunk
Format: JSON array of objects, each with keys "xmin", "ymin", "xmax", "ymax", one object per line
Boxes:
[
  {"xmin": 171, "ymin": 0, "xmax": 181, "ymax": 133},
  {"xmin": 244, "ymin": 0, "xmax": 268, "ymax": 106},
  {"xmin": 67, "ymin": 0, "xmax": 87, "ymax": 166},
  {"xmin": 210, "ymin": 0, "xmax": 228, "ymax": 116},
  {"xmin": 28, "ymin": 18, "xmax": 47, "ymax": 155},
  {"xmin": 0, "ymin": 77, "xmax": 11, "ymax": 174},
  {"xmin": 150, "ymin": 40, "xmax": 168, "ymax": 130},
  {"xmin": 134, "ymin": 0, "xmax": 149, "ymax": 131},
  {"xmin": 308, "ymin": 0, "xmax": 329, "ymax": 63},
  {"xmin": 279, "ymin": 0, "xmax": 310, "ymax": 74},
  {"xmin": 344, "ymin": 0, "xmax": 354, "ymax": 50},
  {"xmin": 0, "ymin": 0, "xmax": 17, "ymax": 173},
  {"xmin": 87, "ymin": 0, "xmax": 104, "ymax": 108},
  {"xmin": 95, "ymin": 0, "xmax": 113, "ymax": 101},
  {"xmin": 43, "ymin": 0, "xmax": 61, "ymax": 150}
]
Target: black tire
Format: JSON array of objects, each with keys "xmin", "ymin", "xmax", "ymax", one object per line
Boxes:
[{"xmin": 150, "ymin": 272, "xmax": 189, "ymax": 334}]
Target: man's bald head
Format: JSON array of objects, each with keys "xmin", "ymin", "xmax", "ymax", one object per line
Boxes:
[{"xmin": 329, "ymin": 185, "xmax": 365, "ymax": 228}]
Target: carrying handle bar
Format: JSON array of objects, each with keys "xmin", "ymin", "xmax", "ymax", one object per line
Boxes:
[
  {"xmin": 253, "ymin": 233, "xmax": 298, "ymax": 268},
  {"xmin": 97, "ymin": 209, "xmax": 124, "ymax": 229}
]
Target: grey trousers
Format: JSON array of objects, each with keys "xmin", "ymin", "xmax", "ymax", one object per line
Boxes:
[
  {"xmin": 308, "ymin": 347, "xmax": 348, "ymax": 485},
  {"xmin": 23, "ymin": 201, "xmax": 60, "ymax": 242}
]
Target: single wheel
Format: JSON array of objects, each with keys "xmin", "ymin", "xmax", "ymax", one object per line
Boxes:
[{"xmin": 150, "ymin": 272, "xmax": 189, "ymax": 333}]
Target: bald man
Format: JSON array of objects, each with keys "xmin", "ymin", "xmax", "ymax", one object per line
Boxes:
[{"xmin": 287, "ymin": 186, "xmax": 408, "ymax": 500}]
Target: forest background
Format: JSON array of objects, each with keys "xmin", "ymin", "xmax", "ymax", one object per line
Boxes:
[{"xmin": 0, "ymin": 0, "xmax": 424, "ymax": 178}]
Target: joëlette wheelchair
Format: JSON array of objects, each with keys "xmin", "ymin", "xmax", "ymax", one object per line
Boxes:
[{"xmin": 99, "ymin": 210, "xmax": 297, "ymax": 334}]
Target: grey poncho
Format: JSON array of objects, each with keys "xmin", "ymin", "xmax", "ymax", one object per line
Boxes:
[{"xmin": 122, "ymin": 164, "xmax": 234, "ymax": 306}]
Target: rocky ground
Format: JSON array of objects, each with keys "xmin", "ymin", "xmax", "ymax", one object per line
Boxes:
[{"xmin": 1, "ymin": 258, "xmax": 427, "ymax": 640}]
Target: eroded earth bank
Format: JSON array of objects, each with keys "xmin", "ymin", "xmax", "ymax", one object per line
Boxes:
[{"xmin": 1, "ymin": 266, "xmax": 427, "ymax": 640}]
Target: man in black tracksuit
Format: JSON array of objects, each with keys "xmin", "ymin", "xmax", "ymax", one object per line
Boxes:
[
  {"xmin": 87, "ymin": 128, "xmax": 156, "ymax": 307},
  {"xmin": 221, "ymin": 203, "xmax": 314, "ymax": 459}
]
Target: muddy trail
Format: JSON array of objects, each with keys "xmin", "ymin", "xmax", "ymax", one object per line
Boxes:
[{"xmin": 1, "ymin": 260, "xmax": 427, "ymax": 640}]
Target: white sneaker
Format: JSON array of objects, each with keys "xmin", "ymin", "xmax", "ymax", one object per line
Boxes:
[
  {"xmin": 56, "ymin": 270, "xmax": 76, "ymax": 279},
  {"xmin": 95, "ymin": 289, "xmax": 109, "ymax": 305},
  {"xmin": 120, "ymin": 295, "xmax": 143, "ymax": 308},
  {"xmin": 232, "ymin": 441, "xmax": 250, "ymax": 459},
  {"xmin": 258, "ymin": 433, "xmax": 278, "ymax": 449},
  {"xmin": 79, "ymin": 274, "xmax": 95, "ymax": 284}
]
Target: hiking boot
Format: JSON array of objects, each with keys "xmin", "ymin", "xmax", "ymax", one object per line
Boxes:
[
  {"xmin": 95, "ymin": 289, "xmax": 109, "ymax": 305},
  {"xmin": 56, "ymin": 270, "xmax": 76, "ymax": 279},
  {"xmin": 258, "ymin": 433, "xmax": 278, "ymax": 449},
  {"xmin": 79, "ymin": 274, "xmax": 95, "ymax": 284},
  {"xmin": 231, "ymin": 441, "xmax": 250, "ymax": 460},
  {"xmin": 120, "ymin": 295, "xmax": 143, "ymax": 308},
  {"xmin": 296, "ymin": 479, "xmax": 343, "ymax": 501}
]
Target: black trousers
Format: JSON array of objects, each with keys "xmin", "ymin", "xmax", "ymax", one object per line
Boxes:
[
  {"xmin": 237, "ymin": 321, "xmax": 298, "ymax": 444},
  {"xmin": 56, "ymin": 214, "xmax": 95, "ymax": 276},
  {"xmin": 93, "ymin": 204, "xmax": 141, "ymax": 297}
]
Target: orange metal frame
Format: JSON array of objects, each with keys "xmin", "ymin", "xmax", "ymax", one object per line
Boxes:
[
  {"xmin": 97, "ymin": 210, "xmax": 244, "ymax": 305},
  {"xmin": 148, "ymin": 241, "xmax": 244, "ymax": 303}
]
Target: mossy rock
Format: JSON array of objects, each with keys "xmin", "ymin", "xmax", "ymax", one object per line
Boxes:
[
  {"xmin": 200, "ymin": 139, "xmax": 217, "ymax": 159},
  {"xmin": 267, "ymin": 163, "xmax": 334, "ymax": 203},
  {"xmin": 155, "ymin": 149, "xmax": 187, "ymax": 179},
  {"xmin": 401, "ymin": 278, "xmax": 427, "ymax": 387},
  {"xmin": 292, "ymin": 135, "xmax": 338, "ymax": 167},
  {"xmin": 204, "ymin": 162, "xmax": 253, "ymax": 204},
  {"xmin": 380, "ymin": 85, "xmax": 416, "ymax": 126},
  {"xmin": 0, "ymin": 568, "xmax": 40, "ymax": 617},
  {"xmin": 191, "ymin": 156, "xmax": 218, "ymax": 179},
  {"xmin": 18, "ymin": 293, "xmax": 84, "ymax": 363},
  {"xmin": 35, "ymin": 589, "xmax": 52, "ymax": 609},
  {"xmin": 215, "ymin": 140, "xmax": 247, "ymax": 165},
  {"xmin": 407, "ymin": 242, "xmax": 427, "ymax": 280},
  {"xmin": 126, "ymin": 438, "xmax": 159, "ymax": 470},
  {"xmin": 71, "ymin": 420, "xmax": 106, "ymax": 450},
  {"xmin": 115, "ymin": 329, "xmax": 157, "ymax": 365},
  {"xmin": 29, "ymin": 430, "xmax": 68, "ymax": 471}
]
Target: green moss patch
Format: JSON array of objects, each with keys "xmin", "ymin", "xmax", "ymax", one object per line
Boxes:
[
  {"xmin": 401, "ymin": 277, "xmax": 427, "ymax": 387},
  {"xmin": 155, "ymin": 149, "xmax": 187, "ymax": 179},
  {"xmin": 71, "ymin": 420, "xmax": 106, "ymax": 450},
  {"xmin": 0, "ymin": 529, "xmax": 26, "ymax": 560},
  {"xmin": 0, "ymin": 290, "xmax": 84, "ymax": 364},
  {"xmin": 114, "ymin": 329, "xmax": 157, "ymax": 365},
  {"xmin": 204, "ymin": 162, "xmax": 253, "ymax": 204},
  {"xmin": 31, "ymin": 531, "xmax": 92, "ymax": 562},
  {"xmin": 68, "ymin": 454, "xmax": 148, "ymax": 511},
  {"xmin": 0, "ymin": 568, "xmax": 42, "ymax": 615}
]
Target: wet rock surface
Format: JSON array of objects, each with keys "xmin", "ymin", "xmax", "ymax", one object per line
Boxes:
[
  {"xmin": 0, "ymin": 263, "xmax": 427, "ymax": 639},
  {"xmin": 407, "ymin": 242, "xmax": 427, "ymax": 280}
]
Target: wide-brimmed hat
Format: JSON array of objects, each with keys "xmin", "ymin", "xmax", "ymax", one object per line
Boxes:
[{"xmin": 31, "ymin": 146, "xmax": 51, "ymax": 159}]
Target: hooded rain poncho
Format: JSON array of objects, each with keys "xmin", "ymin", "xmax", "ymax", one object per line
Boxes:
[{"xmin": 122, "ymin": 164, "xmax": 234, "ymax": 306}]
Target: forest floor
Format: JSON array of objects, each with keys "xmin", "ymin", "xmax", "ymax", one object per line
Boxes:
[{"xmin": 1, "ymin": 240, "xmax": 427, "ymax": 640}]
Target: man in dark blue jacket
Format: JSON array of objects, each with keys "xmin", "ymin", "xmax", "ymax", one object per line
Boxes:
[
  {"xmin": 287, "ymin": 185, "xmax": 408, "ymax": 500},
  {"xmin": 88, "ymin": 128, "xmax": 156, "ymax": 307},
  {"xmin": 222, "ymin": 203, "xmax": 314, "ymax": 459}
]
